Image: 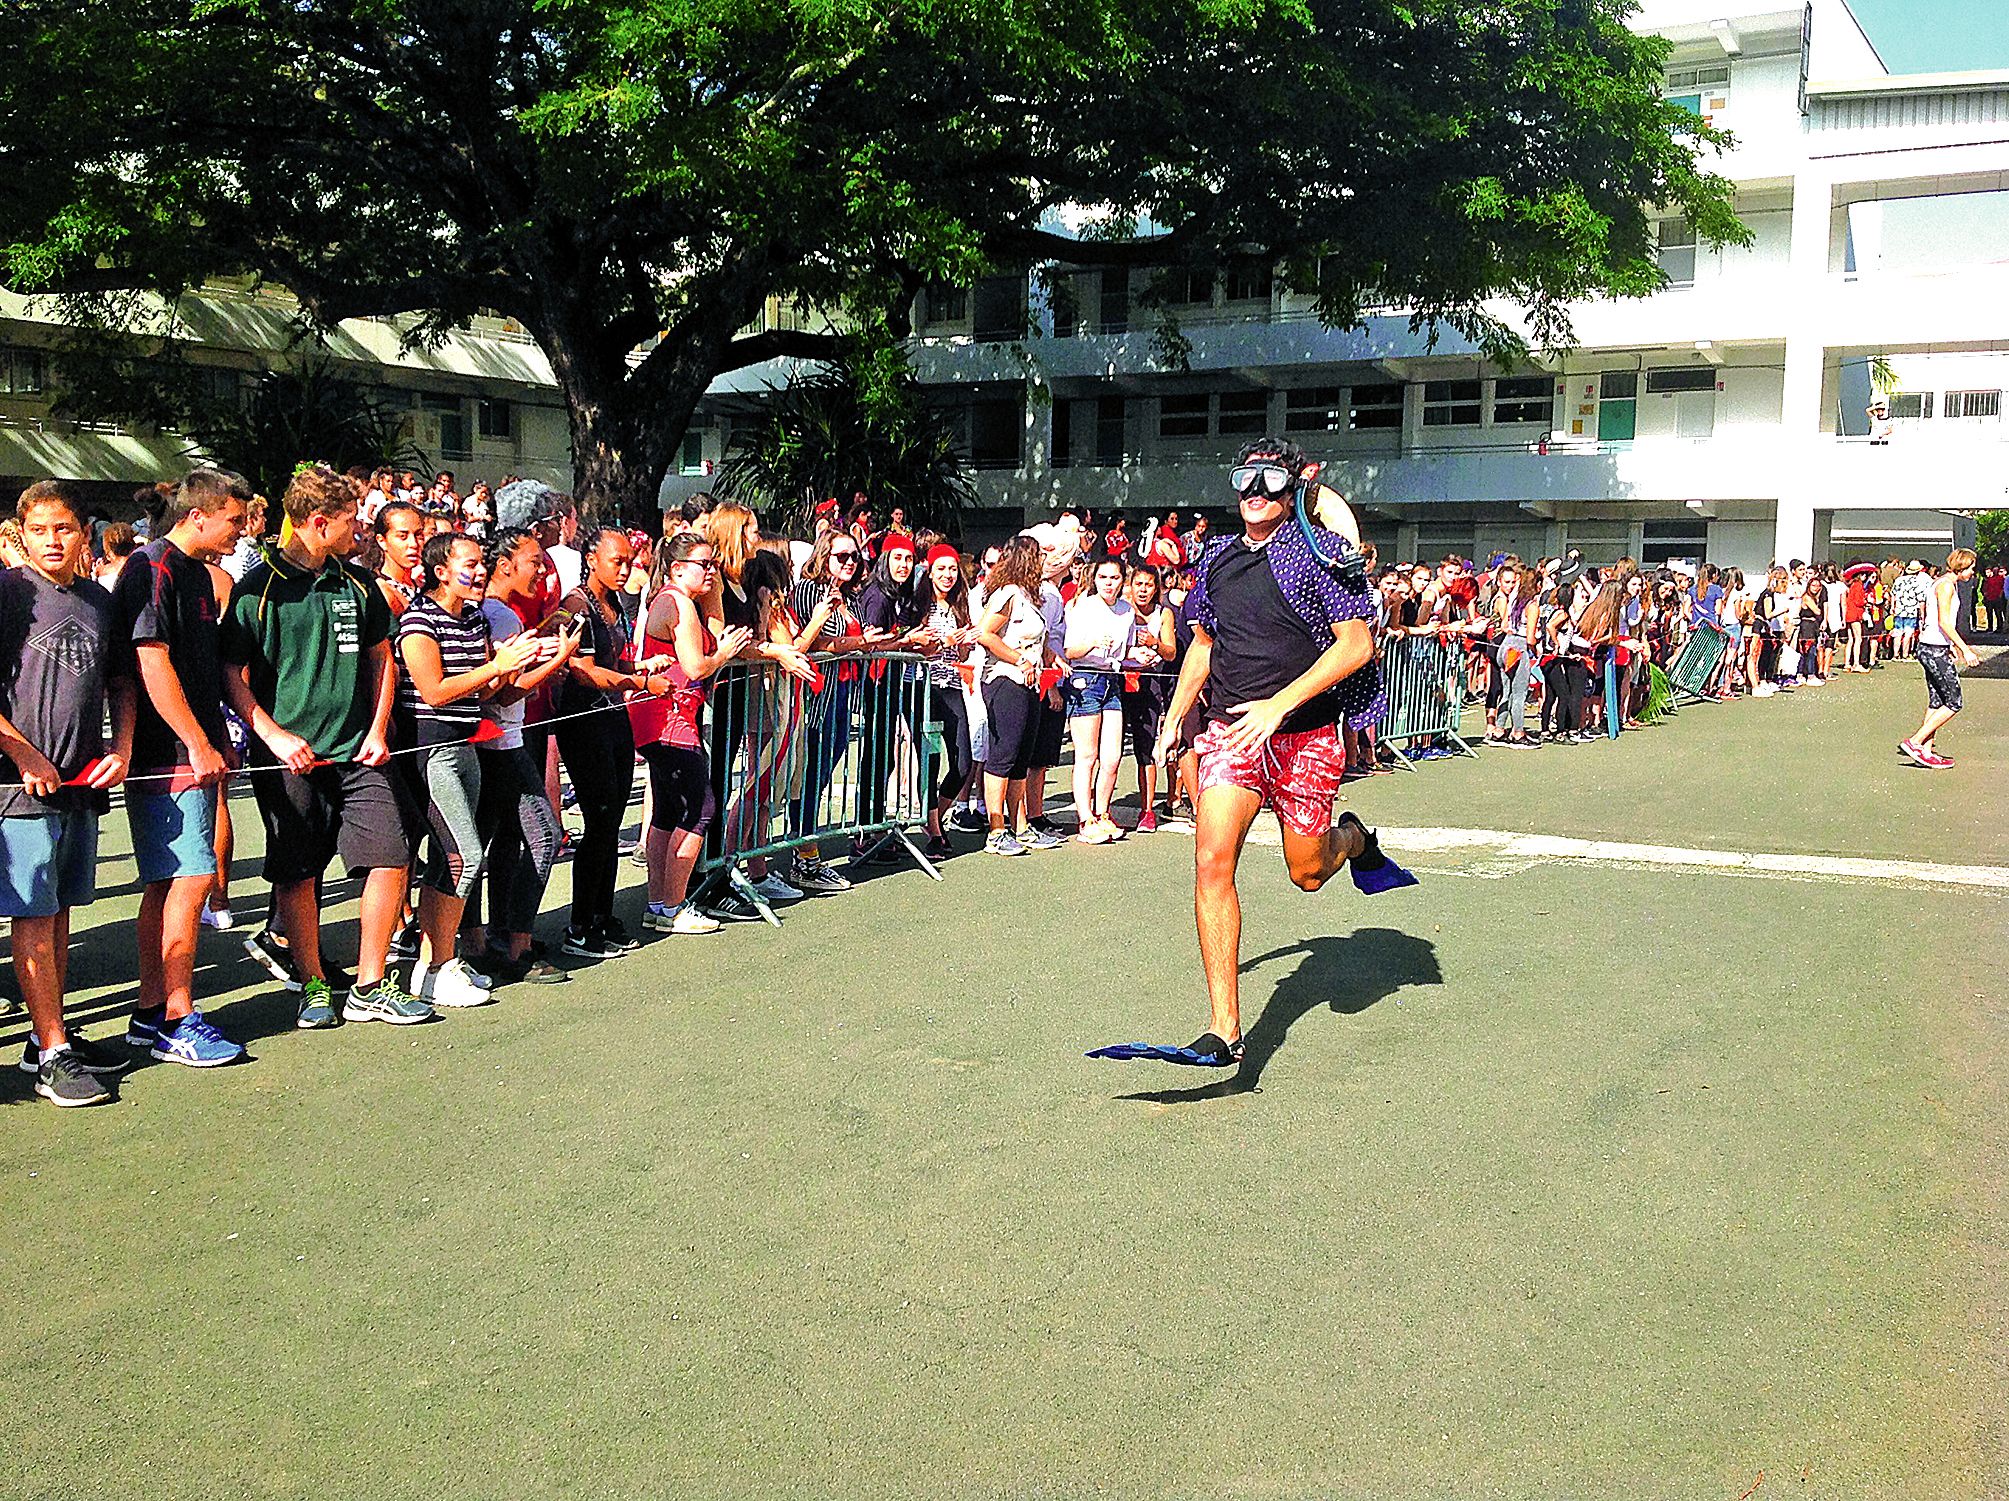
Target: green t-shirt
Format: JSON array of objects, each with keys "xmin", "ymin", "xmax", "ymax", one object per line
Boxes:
[{"xmin": 220, "ymin": 544, "xmax": 391, "ymax": 764}]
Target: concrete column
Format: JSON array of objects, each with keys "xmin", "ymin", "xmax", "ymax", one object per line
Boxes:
[
  {"xmin": 1775, "ymin": 171, "xmax": 1833, "ymax": 568},
  {"xmin": 1395, "ymin": 520, "xmax": 1420, "ymax": 561}
]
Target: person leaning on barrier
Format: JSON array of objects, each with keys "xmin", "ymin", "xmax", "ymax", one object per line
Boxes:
[
  {"xmin": 1, "ymin": 481, "xmax": 137, "ymax": 1106},
  {"xmin": 221, "ymin": 464, "xmax": 431, "ymax": 1030},
  {"xmin": 113, "ymin": 467, "xmax": 253, "ymax": 1071}
]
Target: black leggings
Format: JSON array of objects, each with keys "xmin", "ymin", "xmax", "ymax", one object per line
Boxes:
[
  {"xmin": 476, "ymin": 742, "xmax": 561, "ymax": 936},
  {"xmin": 1542, "ymin": 657, "xmax": 1586, "ymax": 735},
  {"xmin": 556, "ymin": 712, "xmax": 635, "ymax": 931},
  {"xmin": 930, "ymin": 683, "xmax": 973, "ymax": 802}
]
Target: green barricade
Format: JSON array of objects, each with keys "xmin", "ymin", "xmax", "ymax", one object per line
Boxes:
[
  {"xmin": 1380, "ymin": 634, "xmax": 1478, "ymax": 768},
  {"xmin": 693, "ymin": 652, "xmax": 942, "ymax": 925},
  {"xmin": 1666, "ymin": 621, "xmax": 1728, "ymax": 704}
]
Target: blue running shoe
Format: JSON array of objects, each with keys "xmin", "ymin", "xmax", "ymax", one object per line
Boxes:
[
  {"xmin": 150, "ymin": 1011, "xmax": 245, "ymax": 1068},
  {"xmin": 126, "ymin": 1006, "xmax": 167, "ymax": 1048}
]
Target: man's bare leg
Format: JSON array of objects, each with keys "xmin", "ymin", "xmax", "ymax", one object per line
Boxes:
[
  {"xmin": 1194, "ymin": 785, "xmax": 1262, "ymax": 1042},
  {"xmin": 1279, "ymin": 815, "xmax": 1368, "ymax": 893}
]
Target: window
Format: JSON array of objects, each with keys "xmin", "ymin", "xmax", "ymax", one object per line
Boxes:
[
  {"xmin": 968, "ymin": 398, "xmax": 1022, "ymax": 469},
  {"xmin": 0, "ymin": 346, "xmax": 47, "ymax": 396},
  {"xmin": 477, "ymin": 397, "xmax": 513, "ymax": 440},
  {"xmin": 1422, "ymin": 379, "xmax": 1482, "ymax": 427},
  {"xmin": 1049, "ymin": 272, "xmax": 1087, "ymax": 339},
  {"xmin": 1887, "ymin": 391, "xmax": 1933, "ymax": 420},
  {"xmin": 1098, "ymin": 270, "xmax": 1130, "ymax": 334},
  {"xmin": 1158, "ymin": 394, "xmax": 1210, "ymax": 439},
  {"xmin": 418, "ymin": 392, "xmax": 469, "ymax": 457},
  {"xmin": 1223, "ymin": 262, "xmax": 1274, "ymax": 303},
  {"xmin": 1663, "ymin": 64, "xmax": 1730, "ymax": 92},
  {"xmin": 1348, "ymin": 382, "xmax": 1404, "ymax": 430},
  {"xmin": 1095, "ymin": 395, "xmax": 1126, "ymax": 466},
  {"xmin": 1641, "ymin": 519, "xmax": 1709, "ymax": 567},
  {"xmin": 1657, "ymin": 220, "xmax": 1697, "ymax": 286},
  {"xmin": 1644, "ymin": 367, "xmax": 1716, "ymax": 394},
  {"xmin": 1217, "ymin": 390, "xmax": 1269, "ymax": 436},
  {"xmin": 1285, "ymin": 386, "xmax": 1344, "ymax": 433},
  {"xmin": 1598, "ymin": 370, "xmax": 1638, "ymax": 442},
  {"xmin": 1491, "ymin": 376, "xmax": 1553, "ymax": 426},
  {"xmin": 680, "ymin": 430, "xmax": 706, "ymax": 475},
  {"xmin": 924, "ymin": 282, "xmax": 968, "ymax": 324},
  {"xmin": 971, "ymin": 277, "xmax": 1025, "ymax": 341},
  {"xmin": 1166, "ymin": 267, "xmax": 1216, "ymax": 307},
  {"xmin": 1945, "ymin": 390, "xmax": 2001, "ymax": 420},
  {"xmin": 1599, "ymin": 370, "xmax": 1638, "ymax": 400}
]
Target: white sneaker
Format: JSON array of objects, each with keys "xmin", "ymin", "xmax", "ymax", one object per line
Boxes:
[
  {"xmin": 412, "ymin": 958, "xmax": 494, "ymax": 1009},
  {"xmin": 200, "ymin": 905, "xmax": 236, "ymax": 931},
  {"xmin": 670, "ymin": 904, "xmax": 721, "ymax": 935},
  {"xmin": 751, "ymin": 872, "xmax": 802, "ymax": 903}
]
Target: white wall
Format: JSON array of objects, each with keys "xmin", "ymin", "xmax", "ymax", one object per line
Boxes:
[{"xmin": 1707, "ymin": 517, "xmax": 1778, "ymax": 574}]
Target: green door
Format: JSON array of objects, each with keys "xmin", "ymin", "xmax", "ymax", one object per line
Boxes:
[{"xmin": 1597, "ymin": 398, "xmax": 1636, "ymax": 442}]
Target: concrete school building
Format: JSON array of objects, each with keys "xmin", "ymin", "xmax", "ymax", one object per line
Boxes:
[
  {"xmin": 3, "ymin": 0, "xmax": 2005, "ymax": 568},
  {"xmin": 858, "ymin": 0, "xmax": 2006, "ymax": 570}
]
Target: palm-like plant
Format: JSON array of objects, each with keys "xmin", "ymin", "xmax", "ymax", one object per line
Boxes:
[{"xmin": 715, "ymin": 358, "xmax": 976, "ymax": 538}]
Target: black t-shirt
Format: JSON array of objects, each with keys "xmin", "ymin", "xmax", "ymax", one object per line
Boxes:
[
  {"xmin": 113, "ymin": 538, "xmax": 226, "ymax": 774},
  {"xmin": 558, "ymin": 587, "xmax": 634, "ymax": 714},
  {"xmin": 1199, "ymin": 542, "xmax": 1343, "ymax": 733},
  {"xmin": 0, "ymin": 568, "xmax": 119, "ymax": 817}
]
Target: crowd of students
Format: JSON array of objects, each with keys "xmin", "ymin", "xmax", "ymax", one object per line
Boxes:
[{"xmin": 0, "ymin": 463, "xmax": 1992, "ymax": 1107}]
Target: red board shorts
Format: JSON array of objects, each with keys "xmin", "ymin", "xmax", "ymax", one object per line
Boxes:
[{"xmin": 1194, "ymin": 720, "xmax": 1348, "ymax": 838}]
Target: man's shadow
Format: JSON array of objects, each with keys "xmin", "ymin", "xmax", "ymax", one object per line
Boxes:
[{"xmin": 1118, "ymin": 928, "xmax": 1442, "ymax": 1104}]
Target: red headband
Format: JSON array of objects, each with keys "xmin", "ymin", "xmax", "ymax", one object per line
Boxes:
[{"xmin": 925, "ymin": 544, "xmax": 960, "ymax": 569}]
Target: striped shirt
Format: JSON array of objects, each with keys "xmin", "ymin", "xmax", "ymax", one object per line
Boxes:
[{"xmin": 396, "ymin": 593, "xmax": 491, "ymax": 744}]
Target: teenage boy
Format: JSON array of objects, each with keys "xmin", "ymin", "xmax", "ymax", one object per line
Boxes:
[
  {"xmin": 1, "ymin": 482, "xmax": 136, "ymax": 1105},
  {"xmin": 114, "ymin": 467, "xmax": 252, "ymax": 1068},
  {"xmin": 220, "ymin": 463, "xmax": 431, "ymax": 1028}
]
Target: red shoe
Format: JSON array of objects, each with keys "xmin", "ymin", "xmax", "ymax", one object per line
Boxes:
[{"xmin": 1921, "ymin": 750, "xmax": 1955, "ymax": 769}]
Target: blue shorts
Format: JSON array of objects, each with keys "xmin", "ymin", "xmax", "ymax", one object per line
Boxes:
[
  {"xmin": 1895, "ymin": 616, "xmax": 1919, "ymax": 632},
  {"xmin": 127, "ymin": 785, "xmax": 221, "ymax": 886},
  {"xmin": 1064, "ymin": 670, "xmax": 1122, "ymax": 718},
  {"xmin": 0, "ymin": 806, "xmax": 100, "ymax": 918}
]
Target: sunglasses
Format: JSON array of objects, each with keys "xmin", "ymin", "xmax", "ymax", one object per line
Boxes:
[
  {"xmin": 1229, "ymin": 464, "xmax": 1294, "ymax": 497},
  {"xmin": 831, "ymin": 551, "xmax": 860, "ymax": 563},
  {"xmin": 677, "ymin": 558, "xmax": 720, "ymax": 572}
]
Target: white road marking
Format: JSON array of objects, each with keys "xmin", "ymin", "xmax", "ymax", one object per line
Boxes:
[{"xmin": 1242, "ymin": 823, "xmax": 2009, "ymax": 892}]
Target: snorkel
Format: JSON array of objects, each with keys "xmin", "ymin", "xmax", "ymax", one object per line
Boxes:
[{"xmin": 1231, "ymin": 438, "xmax": 1369, "ymax": 587}]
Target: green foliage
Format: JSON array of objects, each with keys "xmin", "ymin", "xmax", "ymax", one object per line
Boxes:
[
  {"xmin": 715, "ymin": 356, "xmax": 976, "ymax": 538},
  {"xmin": 0, "ymin": 0, "xmax": 1740, "ymax": 518},
  {"xmin": 1976, "ymin": 510, "xmax": 2009, "ymax": 565}
]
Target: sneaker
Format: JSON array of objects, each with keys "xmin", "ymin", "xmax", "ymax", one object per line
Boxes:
[
  {"xmin": 125, "ymin": 1005, "xmax": 166, "ymax": 1048},
  {"xmin": 1028, "ymin": 816, "xmax": 1065, "ymax": 838},
  {"xmin": 949, "ymin": 807, "xmax": 987, "ymax": 833},
  {"xmin": 411, "ymin": 958, "xmax": 494, "ymax": 1009},
  {"xmin": 1921, "ymin": 750, "xmax": 1955, "ymax": 770},
  {"xmin": 35, "ymin": 1050, "xmax": 114, "ymax": 1108},
  {"xmin": 18, "ymin": 1030, "xmax": 130, "ymax": 1076},
  {"xmin": 1021, "ymin": 826, "xmax": 1064, "ymax": 852},
  {"xmin": 200, "ymin": 904, "xmax": 236, "ymax": 931},
  {"xmin": 1103, "ymin": 817, "xmax": 1127, "ymax": 841},
  {"xmin": 295, "ymin": 978, "xmax": 339, "ymax": 1030},
  {"xmin": 596, "ymin": 917, "xmax": 643, "ymax": 953},
  {"xmin": 150, "ymin": 1011, "xmax": 245, "ymax": 1068},
  {"xmin": 1898, "ymin": 739, "xmax": 1929, "ymax": 766},
  {"xmin": 986, "ymin": 830, "xmax": 1028, "ymax": 857},
  {"xmin": 340, "ymin": 977, "xmax": 434, "ymax": 1025},
  {"xmin": 923, "ymin": 833, "xmax": 953, "ymax": 860},
  {"xmin": 1136, "ymin": 810, "xmax": 1159, "ymax": 834},
  {"xmin": 388, "ymin": 922, "xmax": 423, "ymax": 962},
  {"xmin": 789, "ymin": 858, "xmax": 852, "ymax": 894},
  {"xmin": 671, "ymin": 903, "xmax": 722, "ymax": 936},
  {"xmin": 1075, "ymin": 822, "xmax": 1111, "ymax": 846},
  {"xmin": 643, "ymin": 901, "xmax": 678, "ymax": 933},
  {"xmin": 244, "ymin": 929, "xmax": 303, "ymax": 992},
  {"xmin": 481, "ymin": 950, "xmax": 570, "ymax": 986},
  {"xmin": 616, "ymin": 835, "xmax": 640, "ymax": 857},
  {"xmin": 750, "ymin": 872, "xmax": 803, "ymax": 904},
  {"xmin": 700, "ymin": 892, "xmax": 765, "ymax": 924},
  {"xmin": 561, "ymin": 925, "xmax": 625, "ymax": 959}
]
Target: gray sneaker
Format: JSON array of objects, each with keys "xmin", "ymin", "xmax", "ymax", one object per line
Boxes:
[
  {"xmin": 1020, "ymin": 826, "xmax": 1064, "ymax": 852},
  {"xmin": 341, "ymin": 978, "xmax": 435, "ymax": 1025},
  {"xmin": 986, "ymin": 830, "xmax": 1028, "ymax": 857},
  {"xmin": 36, "ymin": 1050, "xmax": 114, "ymax": 1107},
  {"xmin": 790, "ymin": 858, "xmax": 852, "ymax": 894},
  {"xmin": 295, "ymin": 978, "xmax": 339, "ymax": 1030}
]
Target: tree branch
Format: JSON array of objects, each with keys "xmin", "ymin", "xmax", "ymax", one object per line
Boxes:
[{"xmin": 719, "ymin": 327, "xmax": 844, "ymax": 371}]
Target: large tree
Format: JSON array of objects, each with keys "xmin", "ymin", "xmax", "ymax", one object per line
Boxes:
[{"xmin": 0, "ymin": 0, "xmax": 1736, "ymax": 521}]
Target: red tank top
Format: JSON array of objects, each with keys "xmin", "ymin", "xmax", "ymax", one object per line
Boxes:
[{"xmin": 629, "ymin": 587, "xmax": 711, "ymax": 749}]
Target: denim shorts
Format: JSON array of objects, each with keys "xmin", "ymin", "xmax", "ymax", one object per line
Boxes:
[
  {"xmin": 1064, "ymin": 670, "xmax": 1122, "ymax": 718},
  {"xmin": 127, "ymin": 785, "xmax": 220, "ymax": 886},
  {"xmin": 0, "ymin": 806, "xmax": 99, "ymax": 918},
  {"xmin": 1894, "ymin": 615, "xmax": 1919, "ymax": 632}
]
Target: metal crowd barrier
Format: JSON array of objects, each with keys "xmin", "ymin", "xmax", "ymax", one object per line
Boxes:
[
  {"xmin": 1666, "ymin": 621, "xmax": 1729, "ymax": 704},
  {"xmin": 691, "ymin": 652, "xmax": 941, "ymax": 925},
  {"xmin": 1379, "ymin": 634, "xmax": 1478, "ymax": 768}
]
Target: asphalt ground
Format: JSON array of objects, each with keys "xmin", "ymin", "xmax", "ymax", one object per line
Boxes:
[{"xmin": 2, "ymin": 652, "xmax": 2002, "ymax": 1499}]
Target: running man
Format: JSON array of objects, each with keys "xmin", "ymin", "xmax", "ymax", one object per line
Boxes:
[
  {"xmin": 1148, "ymin": 438, "xmax": 1412, "ymax": 1067},
  {"xmin": 1900, "ymin": 548, "xmax": 1980, "ymax": 769}
]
